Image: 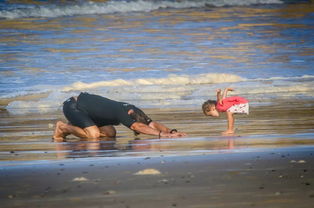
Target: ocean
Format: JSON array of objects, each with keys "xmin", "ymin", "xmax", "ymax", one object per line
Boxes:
[
  {"xmin": 1, "ymin": 0, "xmax": 313, "ymax": 115},
  {"xmin": 0, "ymin": 0, "xmax": 314, "ymax": 162}
]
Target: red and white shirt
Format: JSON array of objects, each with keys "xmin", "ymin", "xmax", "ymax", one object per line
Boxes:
[{"xmin": 216, "ymin": 96, "xmax": 249, "ymax": 113}]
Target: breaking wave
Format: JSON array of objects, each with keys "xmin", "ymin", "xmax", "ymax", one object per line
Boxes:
[
  {"xmin": 0, "ymin": 0, "xmax": 283, "ymax": 19},
  {"xmin": 62, "ymin": 73, "xmax": 244, "ymax": 92},
  {"xmin": 4, "ymin": 73, "xmax": 314, "ymax": 115}
]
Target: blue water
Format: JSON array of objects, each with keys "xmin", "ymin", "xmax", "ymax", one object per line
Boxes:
[{"xmin": 0, "ymin": 0, "xmax": 314, "ymax": 114}]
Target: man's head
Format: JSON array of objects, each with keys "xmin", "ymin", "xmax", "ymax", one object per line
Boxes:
[
  {"xmin": 202, "ymin": 100, "xmax": 219, "ymax": 117},
  {"xmin": 128, "ymin": 107, "xmax": 152, "ymax": 135}
]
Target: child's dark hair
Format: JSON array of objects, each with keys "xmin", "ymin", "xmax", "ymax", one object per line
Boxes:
[{"xmin": 202, "ymin": 100, "xmax": 217, "ymax": 115}]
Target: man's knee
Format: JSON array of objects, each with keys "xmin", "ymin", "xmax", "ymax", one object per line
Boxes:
[
  {"xmin": 106, "ymin": 127, "xmax": 116, "ymax": 137},
  {"xmin": 99, "ymin": 126, "xmax": 116, "ymax": 137},
  {"xmin": 84, "ymin": 126, "xmax": 100, "ymax": 139}
]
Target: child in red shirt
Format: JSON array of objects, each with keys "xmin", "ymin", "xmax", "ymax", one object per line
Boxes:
[{"xmin": 202, "ymin": 88, "xmax": 249, "ymax": 135}]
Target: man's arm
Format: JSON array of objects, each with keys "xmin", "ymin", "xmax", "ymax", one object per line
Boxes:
[
  {"xmin": 130, "ymin": 122, "xmax": 186, "ymax": 138},
  {"xmin": 131, "ymin": 122, "xmax": 160, "ymax": 136},
  {"xmin": 149, "ymin": 121, "xmax": 171, "ymax": 133},
  {"xmin": 149, "ymin": 121, "xmax": 187, "ymax": 137}
]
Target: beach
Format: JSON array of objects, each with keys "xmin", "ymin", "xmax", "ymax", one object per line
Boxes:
[
  {"xmin": 1, "ymin": 146, "xmax": 314, "ymax": 208},
  {"xmin": 1, "ymin": 100, "xmax": 314, "ymax": 207},
  {"xmin": 1, "ymin": 0, "xmax": 314, "ymax": 207},
  {"xmin": 1, "ymin": 100, "xmax": 314, "ymax": 161}
]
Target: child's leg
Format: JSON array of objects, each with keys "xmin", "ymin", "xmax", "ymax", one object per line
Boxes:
[{"xmin": 223, "ymin": 111, "xmax": 235, "ymax": 135}]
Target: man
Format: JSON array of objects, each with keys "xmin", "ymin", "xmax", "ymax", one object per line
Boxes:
[{"xmin": 53, "ymin": 92, "xmax": 186, "ymax": 142}]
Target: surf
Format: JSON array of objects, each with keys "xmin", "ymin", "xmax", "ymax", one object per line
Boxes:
[
  {"xmin": 4, "ymin": 73, "xmax": 314, "ymax": 115},
  {"xmin": 0, "ymin": 0, "xmax": 284, "ymax": 19}
]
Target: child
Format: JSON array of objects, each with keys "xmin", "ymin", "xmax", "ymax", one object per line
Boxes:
[{"xmin": 202, "ymin": 88, "xmax": 249, "ymax": 135}]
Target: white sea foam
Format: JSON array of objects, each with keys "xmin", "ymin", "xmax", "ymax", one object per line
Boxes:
[
  {"xmin": 62, "ymin": 73, "xmax": 245, "ymax": 92},
  {"xmin": 6, "ymin": 91, "xmax": 73, "ymax": 115},
  {"xmin": 0, "ymin": 0, "xmax": 283, "ymax": 19},
  {"xmin": 245, "ymin": 83, "xmax": 314, "ymax": 95},
  {"xmin": 251, "ymin": 75, "xmax": 314, "ymax": 82},
  {"xmin": 5, "ymin": 73, "xmax": 244, "ymax": 114},
  {"xmin": 5, "ymin": 73, "xmax": 314, "ymax": 115}
]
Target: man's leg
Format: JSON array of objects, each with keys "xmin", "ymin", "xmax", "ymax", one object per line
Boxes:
[
  {"xmin": 53, "ymin": 121, "xmax": 100, "ymax": 141},
  {"xmin": 99, "ymin": 125, "xmax": 116, "ymax": 137}
]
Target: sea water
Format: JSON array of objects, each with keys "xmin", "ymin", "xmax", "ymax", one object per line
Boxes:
[{"xmin": 0, "ymin": 0, "xmax": 314, "ymax": 115}]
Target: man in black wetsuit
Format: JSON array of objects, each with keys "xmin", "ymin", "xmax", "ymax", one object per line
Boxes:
[{"xmin": 53, "ymin": 92, "xmax": 186, "ymax": 141}]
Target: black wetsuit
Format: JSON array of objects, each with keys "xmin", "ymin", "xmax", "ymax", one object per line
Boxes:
[{"xmin": 63, "ymin": 92, "xmax": 152, "ymax": 129}]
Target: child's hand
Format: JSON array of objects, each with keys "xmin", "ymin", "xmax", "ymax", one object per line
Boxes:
[{"xmin": 216, "ymin": 89, "xmax": 221, "ymax": 93}]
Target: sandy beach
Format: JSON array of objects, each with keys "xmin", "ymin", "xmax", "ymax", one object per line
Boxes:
[
  {"xmin": 1, "ymin": 146, "xmax": 314, "ymax": 208},
  {"xmin": 1, "ymin": 99, "xmax": 314, "ymax": 207},
  {"xmin": 1, "ymin": 100, "xmax": 314, "ymax": 161}
]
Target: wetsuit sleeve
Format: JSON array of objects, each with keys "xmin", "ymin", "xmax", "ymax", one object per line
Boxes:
[
  {"xmin": 116, "ymin": 111, "xmax": 137, "ymax": 128},
  {"xmin": 143, "ymin": 114, "xmax": 152, "ymax": 124},
  {"xmin": 133, "ymin": 107, "xmax": 153, "ymax": 125}
]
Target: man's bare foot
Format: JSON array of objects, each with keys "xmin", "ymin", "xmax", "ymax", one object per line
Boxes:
[{"xmin": 53, "ymin": 121, "xmax": 66, "ymax": 142}]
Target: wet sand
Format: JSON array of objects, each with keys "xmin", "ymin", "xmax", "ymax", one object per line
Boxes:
[
  {"xmin": 1, "ymin": 99, "xmax": 314, "ymax": 161},
  {"xmin": 0, "ymin": 99, "xmax": 314, "ymax": 207},
  {"xmin": 1, "ymin": 146, "xmax": 314, "ymax": 208}
]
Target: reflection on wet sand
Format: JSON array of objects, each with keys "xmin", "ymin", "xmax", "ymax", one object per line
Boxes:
[
  {"xmin": 53, "ymin": 136, "xmax": 237, "ymax": 159},
  {"xmin": 54, "ymin": 137, "xmax": 117, "ymax": 159},
  {"xmin": 53, "ymin": 131, "xmax": 314, "ymax": 160},
  {"xmin": 129, "ymin": 137, "xmax": 236, "ymax": 153}
]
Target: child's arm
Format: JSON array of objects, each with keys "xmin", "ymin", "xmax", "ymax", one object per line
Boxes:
[
  {"xmin": 222, "ymin": 88, "xmax": 234, "ymax": 99},
  {"xmin": 216, "ymin": 89, "xmax": 222, "ymax": 104},
  {"xmin": 223, "ymin": 111, "xmax": 235, "ymax": 135}
]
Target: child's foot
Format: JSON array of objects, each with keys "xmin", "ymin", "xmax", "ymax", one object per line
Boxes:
[
  {"xmin": 222, "ymin": 130, "xmax": 235, "ymax": 136},
  {"xmin": 53, "ymin": 121, "xmax": 66, "ymax": 142}
]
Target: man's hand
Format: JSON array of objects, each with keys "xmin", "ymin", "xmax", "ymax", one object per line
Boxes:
[
  {"xmin": 160, "ymin": 131, "xmax": 187, "ymax": 138},
  {"xmin": 131, "ymin": 122, "xmax": 187, "ymax": 138}
]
